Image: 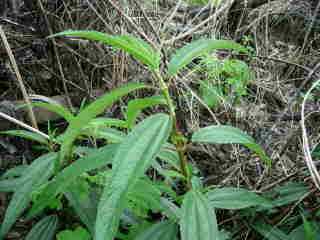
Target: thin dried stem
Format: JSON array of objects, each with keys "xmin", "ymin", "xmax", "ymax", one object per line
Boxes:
[
  {"xmin": 0, "ymin": 25, "xmax": 38, "ymax": 129},
  {"xmin": 106, "ymin": 0, "xmax": 158, "ymax": 50},
  {"xmin": 0, "ymin": 111, "xmax": 49, "ymax": 140},
  {"xmin": 37, "ymin": 0, "xmax": 75, "ymax": 113},
  {"xmin": 132, "ymin": 0, "xmax": 161, "ymax": 43},
  {"xmin": 163, "ymin": 0, "xmax": 234, "ymax": 45}
]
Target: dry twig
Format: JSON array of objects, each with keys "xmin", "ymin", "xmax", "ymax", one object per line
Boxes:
[{"xmin": 0, "ymin": 25, "xmax": 38, "ymax": 129}]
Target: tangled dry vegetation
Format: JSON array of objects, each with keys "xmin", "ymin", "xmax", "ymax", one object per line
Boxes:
[{"xmin": 0, "ymin": 0, "xmax": 320, "ymax": 239}]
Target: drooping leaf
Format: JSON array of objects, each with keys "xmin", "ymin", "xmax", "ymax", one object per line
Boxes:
[
  {"xmin": 25, "ymin": 215, "xmax": 59, "ymax": 240},
  {"xmin": 50, "ymin": 31, "xmax": 160, "ymax": 70},
  {"xmin": 134, "ymin": 221, "xmax": 178, "ymax": 240},
  {"xmin": 259, "ymin": 182, "xmax": 310, "ymax": 211},
  {"xmin": 59, "ymin": 83, "xmax": 146, "ymax": 164},
  {"xmin": 30, "ymin": 101, "xmax": 75, "ymax": 122},
  {"xmin": 126, "ymin": 96, "xmax": 167, "ymax": 128},
  {"xmin": 0, "ymin": 130, "xmax": 49, "ymax": 145},
  {"xmin": 192, "ymin": 125, "xmax": 271, "ymax": 166},
  {"xmin": 207, "ymin": 187, "xmax": 270, "ymax": 209},
  {"xmin": 28, "ymin": 144, "xmax": 117, "ymax": 218},
  {"xmin": 95, "ymin": 113, "xmax": 172, "ymax": 240},
  {"xmin": 180, "ymin": 190, "xmax": 219, "ymax": 240},
  {"xmin": 0, "ymin": 153, "xmax": 57, "ymax": 239},
  {"xmin": 168, "ymin": 39, "xmax": 248, "ymax": 77},
  {"xmin": 56, "ymin": 227, "xmax": 91, "ymax": 240}
]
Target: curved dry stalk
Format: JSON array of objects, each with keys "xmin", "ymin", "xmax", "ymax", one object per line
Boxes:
[
  {"xmin": 301, "ymin": 78, "xmax": 320, "ymax": 190},
  {"xmin": 0, "ymin": 25, "xmax": 38, "ymax": 130}
]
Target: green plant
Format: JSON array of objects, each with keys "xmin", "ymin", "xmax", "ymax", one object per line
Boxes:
[
  {"xmin": 197, "ymin": 54, "xmax": 253, "ymax": 108},
  {"xmin": 0, "ymin": 31, "xmax": 272, "ymax": 240}
]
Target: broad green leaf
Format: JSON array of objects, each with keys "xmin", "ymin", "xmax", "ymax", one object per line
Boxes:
[
  {"xmin": 30, "ymin": 101, "xmax": 74, "ymax": 122},
  {"xmin": 271, "ymin": 182, "xmax": 309, "ymax": 207},
  {"xmin": 65, "ymin": 182, "xmax": 99, "ymax": 235},
  {"xmin": 207, "ymin": 187, "xmax": 270, "ymax": 209},
  {"xmin": 168, "ymin": 39, "xmax": 248, "ymax": 77},
  {"xmin": 59, "ymin": 83, "xmax": 145, "ymax": 164},
  {"xmin": 0, "ymin": 165, "xmax": 28, "ymax": 179},
  {"xmin": 0, "ymin": 178, "xmax": 23, "ymax": 192},
  {"xmin": 192, "ymin": 125, "xmax": 271, "ymax": 166},
  {"xmin": 51, "ymin": 31, "xmax": 160, "ymax": 70},
  {"xmin": 28, "ymin": 144, "xmax": 117, "ymax": 217},
  {"xmin": 95, "ymin": 113, "xmax": 172, "ymax": 240},
  {"xmin": 127, "ymin": 178, "xmax": 162, "ymax": 218},
  {"xmin": 87, "ymin": 128, "xmax": 180, "ymax": 169},
  {"xmin": 126, "ymin": 96, "xmax": 167, "ymax": 128},
  {"xmin": 180, "ymin": 190, "xmax": 219, "ymax": 240},
  {"xmin": 259, "ymin": 182, "xmax": 309, "ymax": 210},
  {"xmin": 0, "ymin": 153, "xmax": 57, "ymax": 239},
  {"xmin": 252, "ymin": 221, "xmax": 290, "ymax": 240},
  {"xmin": 0, "ymin": 165, "xmax": 29, "ymax": 192},
  {"xmin": 134, "ymin": 221, "xmax": 178, "ymax": 240},
  {"xmin": 0, "ymin": 130, "xmax": 49, "ymax": 145},
  {"xmin": 25, "ymin": 215, "xmax": 58, "ymax": 240},
  {"xmin": 57, "ymin": 227, "xmax": 91, "ymax": 240}
]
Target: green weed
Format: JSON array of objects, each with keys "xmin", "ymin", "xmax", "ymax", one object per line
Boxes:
[{"xmin": 0, "ymin": 31, "xmax": 275, "ymax": 240}]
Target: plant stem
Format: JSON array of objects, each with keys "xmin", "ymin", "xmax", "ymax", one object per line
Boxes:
[{"xmin": 153, "ymin": 71, "xmax": 191, "ymax": 188}]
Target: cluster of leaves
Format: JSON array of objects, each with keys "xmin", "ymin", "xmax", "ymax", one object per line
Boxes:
[
  {"xmin": 198, "ymin": 55, "xmax": 252, "ymax": 108},
  {"xmin": 0, "ymin": 30, "xmax": 315, "ymax": 240}
]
